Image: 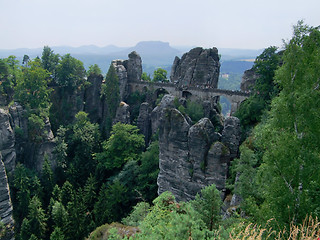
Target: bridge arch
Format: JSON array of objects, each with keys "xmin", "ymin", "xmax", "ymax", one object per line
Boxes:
[
  {"xmin": 182, "ymin": 90, "xmax": 192, "ymax": 99},
  {"xmin": 154, "ymin": 88, "xmax": 169, "ymax": 99}
]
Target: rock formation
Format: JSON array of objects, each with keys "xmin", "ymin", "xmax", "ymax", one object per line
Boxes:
[
  {"xmin": 0, "ymin": 108, "xmax": 16, "ymax": 174},
  {"xmin": 113, "ymin": 102, "xmax": 131, "ymax": 125},
  {"xmin": 84, "ymin": 73, "xmax": 105, "ymax": 124},
  {"xmin": 137, "ymin": 102, "xmax": 152, "ymax": 145},
  {"xmin": 0, "ymin": 155, "xmax": 14, "ymax": 240},
  {"xmin": 240, "ymin": 68, "xmax": 259, "ymax": 92},
  {"xmin": 157, "ymin": 96, "xmax": 241, "ymax": 202},
  {"xmin": 170, "ymin": 47, "xmax": 220, "ymax": 88},
  {"xmin": 112, "ymin": 51, "xmax": 142, "ymax": 101}
]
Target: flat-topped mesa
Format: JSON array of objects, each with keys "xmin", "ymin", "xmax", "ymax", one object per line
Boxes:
[{"xmin": 170, "ymin": 47, "xmax": 220, "ymax": 89}]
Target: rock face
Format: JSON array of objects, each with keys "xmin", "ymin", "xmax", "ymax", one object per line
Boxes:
[
  {"xmin": 157, "ymin": 97, "xmax": 241, "ymax": 202},
  {"xmin": 170, "ymin": 47, "xmax": 220, "ymax": 88},
  {"xmin": 137, "ymin": 102, "xmax": 152, "ymax": 145},
  {"xmin": 112, "ymin": 51, "xmax": 143, "ymax": 100},
  {"xmin": 84, "ymin": 74, "xmax": 105, "ymax": 124},
  {"xmin": 240, "ymin": 68, "xmax": 259, "ymax": 92},
  {"xmin": 113, "ymin": 102, "xmax": 131, "ymax": 125},
  {"xmin": 0, "ymin": 155, "xmax": 14, "ymax": 240},
  {"xmin": 150, "ymin": 94, "xmax": 176, "ymax": 135},
  {"xmin": 221, "ymin": 117, "xmax": 241, "ymax": 159},
  {"xmin": 0, "ymin": 108, "xmax": 16, "ymax": 174}
]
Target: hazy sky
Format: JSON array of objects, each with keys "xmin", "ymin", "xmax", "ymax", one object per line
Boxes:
[{"xmin": 0, "ymin": 0, "xmax": 319, "ymax": 50}]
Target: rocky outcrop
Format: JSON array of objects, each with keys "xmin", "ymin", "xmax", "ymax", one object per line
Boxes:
[
  {"xmin": 240, "ymin": 68, "xmax": 259, "ymax": 92},
  {"xmin": 113, "ymin": 102, "xmax": 131, "ymax": 125},
  {"xmin": 112, "ymin": 51, "xmax": 143, "ymax": 101},
  {"xmin": 84, "ymin": 74, "xmax": 104, "ymax": 124},
  {"xmin": 221, "ymin": 117, "xmax": 241, "ymax": 158},
  {"xmin": 137, "ymin": 102, "xmax": 152, "ymax": 145},
  {"xmin": 0, "ymin": 108, "xmax": 16, "ymax": 174},
  {"xmin": 0, "ymin": 155, "xmax": 14, "ymax": 240},
  {"xmin": 125, "ymin": 51, "xmax": 142, "ymax": 83},
  {"xmin": 7, "ymin": 103, "xmax": 56, "ymax": 172},
  {"xmin": 150, "ymin": 94, "xmax": 176, "ymax": 135},
  {"xmin": 157, "ymin": 97, "xmax": 241, "ymax": 202},
  {"xmin": 170, "ymin": 47, "xmax": 220, "ymax": 88}
]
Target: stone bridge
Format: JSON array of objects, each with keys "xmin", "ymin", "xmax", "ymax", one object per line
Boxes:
[{"xmin": 128, "ymin": 81, "xmax": 250, "ymax": 115}]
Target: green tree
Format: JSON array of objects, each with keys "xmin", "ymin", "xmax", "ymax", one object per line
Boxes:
[
  {"xmin": 137, "ymin": 141, "xmax": 159, "ymax": 202},
  {"xmin": 87, "ymin": 64, "xmax": 102, "ymax": 76},
  {"xmin": 14, "ymin": 58, "xmax": 52, "ymax": 110},
  {"xmin": 67, "ymin": 111, "xmax": 100, "ymax": 185},
  {"xmin": 101, "ymin": 64, "xmax": 120, "ymax": 135},
  {"xmin": 136, "ymin": 192, "xmax": 206, "ymax": 240},
  {"xmin": 41, "ymin": 46, "xmax": 60, "ymax": 80},
  {"xmin": 50, "ymin": 227, "xmax": 65, "ymax": 240},
  {"xmin": 190, "ymin": 184, "xmax": 222, "ymax": 231},
  {"xmin": 152, "ymin": 68, "xmax": 168, "ymax": 82},
  {"xmin": 56, "ymin": 53, "xmax": 86, "ymax": 90},
  {"xmin": 235, "ymin": 46, "xmax": 281, "ymax": 136},
  {"xmin": 254, "ymin": 21, "xmax": 320, "ymax": 226},
  {"xmin": 141, "ymin": 72, "xmax": 151, "ymax": 81},
  {"xmin": 20, "ymin": 218, "xmax": 31, "ymax": 240},
  {"xmin": 94, "ymin": 181, "xmax": 128, "ymax": 225},
  {"xmin": 51, "ymin": 201, "xmax": 68, "ymax": 229},
  {"xmin": 27, "ymin": 196, "xmax": 47, "ymax": 239},
  {"xmin": 95, "ymin": 123, "xmax": 144, "ymax": 175}
]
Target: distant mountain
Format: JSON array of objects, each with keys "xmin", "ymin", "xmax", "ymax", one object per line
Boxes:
[{"xmin": 0, "ymin": 42, "xmax": 262, "ymax": 74}]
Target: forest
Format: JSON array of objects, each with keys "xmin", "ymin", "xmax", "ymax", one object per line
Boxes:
[{"xmin": 0, "ymin": 21, "xmax": 320, "ymax": 240}]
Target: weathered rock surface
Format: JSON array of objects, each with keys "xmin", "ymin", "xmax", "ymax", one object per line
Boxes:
[
  {"xmin": 137, "ymin": 102, "xmax": 152, "ymax": 145},
  {"xmin": 112, "ymin": 51, "xmax": 142, "ymax": 101},
  {"xmin": 170, "ymin": 47, "xmax": 220, "ymax": 88},
  {"xmin": 221, "ymin": 116, "xmax": 241, "ymax": 158},
  {"xmin": 0, "ymin": 155, "xmax": 14, "ymax": 240},
  {"xmin": 240, "ymin": 68, "xmax": 259, "ymax": 92},
  {"xmin": 113, "ymin": 102, "xmax": 131, "ymax": 125},
  {"xmin": 157, "ymin": 100, "xmax": 241, "ymax": 202},
  {"xmin": 125, "ymin": 51, "xmax": 142, "ymax": 83},
  {"xmin": 157, "ymin": 108, "xmax": 191, "ymax": 201},
  {"xmin": 84, "ymin": 74, "xmax": 104, "ymax": 124},
  {"xmin": 0, "ymin": 108, "xmax": 16, "ymax": 174},
  {"xmin": 150, "ymin": 94, "xmax": 176, "ymax": 135}
]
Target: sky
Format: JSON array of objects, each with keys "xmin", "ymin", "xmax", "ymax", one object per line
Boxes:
[{"xmin": 0, "ymin": 0, "xmax": 319, "ymax": 50}]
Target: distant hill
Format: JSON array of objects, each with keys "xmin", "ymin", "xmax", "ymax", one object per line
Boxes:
[{"xmin": 0, "ymin": 42, "xmax": 261, "ymax": 75}]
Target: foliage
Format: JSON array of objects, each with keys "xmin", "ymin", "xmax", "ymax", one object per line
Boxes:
[
  {"xmin": 27, "ymin": 196, "xmax": 47, "ymax": 239},
  {"xmin": 14, "ymin": 58, "xmax": 52, "ymax": 110},
  {"xmin": 88, "ymin": 64, "xmax": 102, "ymax": 76},
  {"xmin": 141, "ymin": 72, "xmax": 151, "ymax": 81},
  {"xmin": 191, "ymin": 184, "xmax": 223, "ymax": 231},
  {"xmin": 152, "ymin": 68, "xmax": 168, "ymax": 82},
  {"xmin": 135, "ymin": 191, "xmax": 206, "ymax": 240},
  {"xmin": 122, "ymin": 202, "xmax": 151, "ymax": 227},
  {"xmin": 41, "ymin": 46, "xmax": 60, "ymax": 80},
  {"xmin": 235, "ymin": 46, "xmax": 281, "ymax": 136},
  {"xmin": 95, "ymin": 123, "xmax": 144, "ymax": 173},
  {"xmin": 136, "ymin": 141, "xmax": 159, "ymax": 202},
  {"xmin": 253, "ymin": 22, "xmax": 320, "ymax": 226},
  {"xmin": 56, "ymin": 53, "xmax": 86, "ymax": 90},
  {"xmin": 101, "ymin": 64, "xmax": 120, "ymax": 135}
]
